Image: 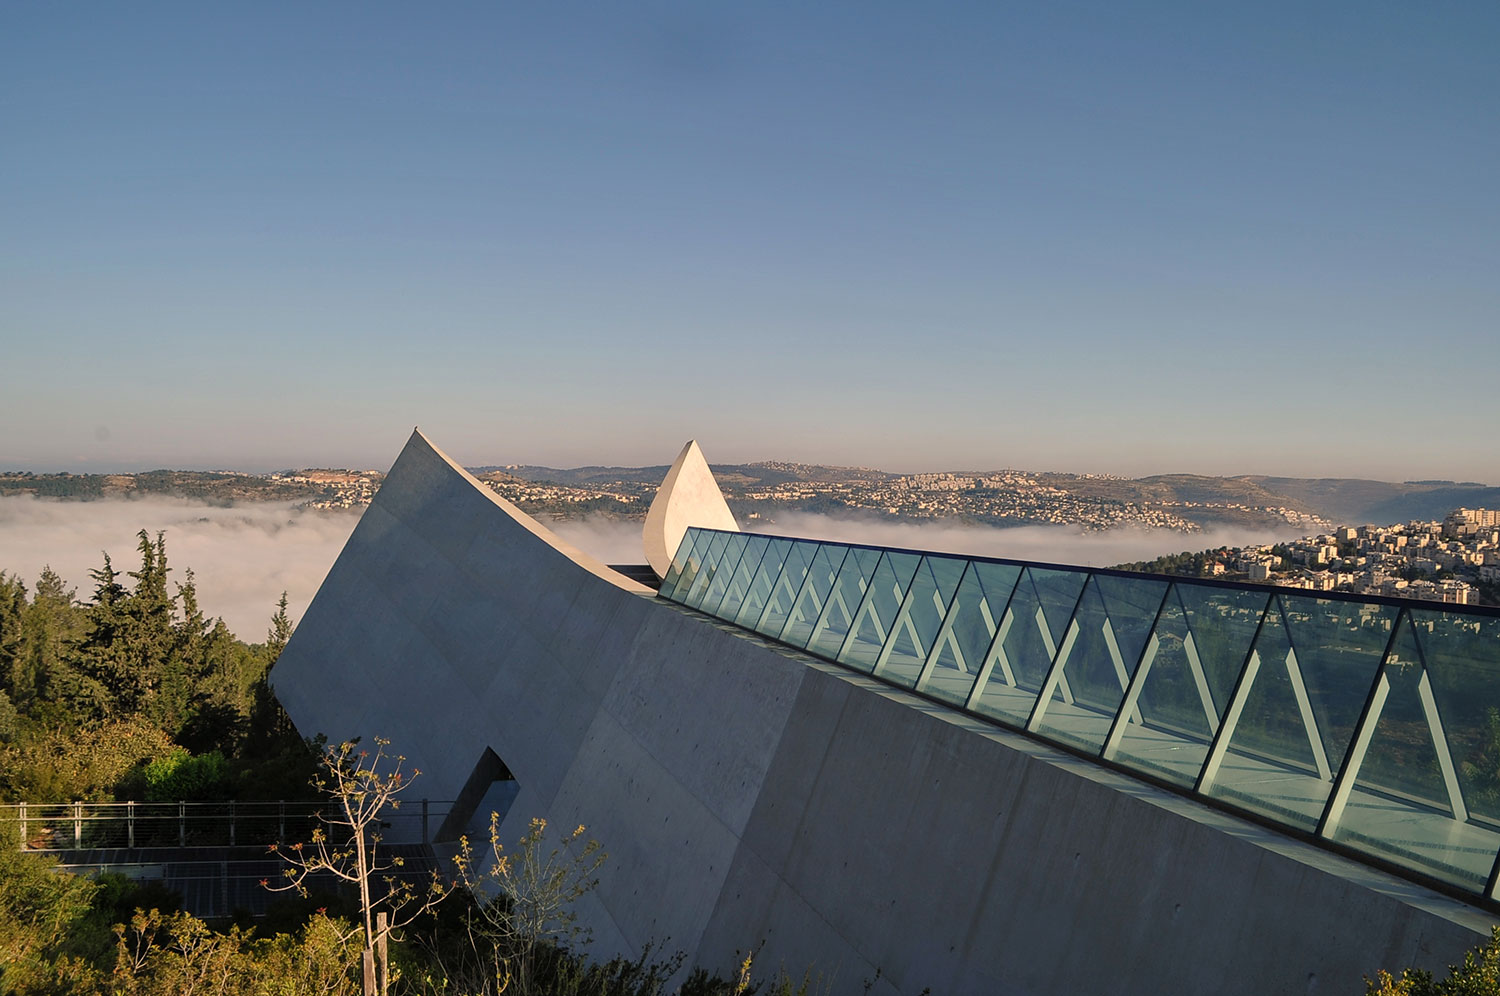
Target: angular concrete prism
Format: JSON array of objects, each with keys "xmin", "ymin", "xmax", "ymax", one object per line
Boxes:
[
  {"xmin": 272, "ymin": 430, "xmax": 1492, "ymax": 996},
  {"xmin": 642, "ymin": 439, "xmax": 738, "ymax": 579}
]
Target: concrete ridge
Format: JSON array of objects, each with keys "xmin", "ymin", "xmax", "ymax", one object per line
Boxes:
[{"xmin": 411, "ymin": 428, "xmax": 653, "ymax": 595}]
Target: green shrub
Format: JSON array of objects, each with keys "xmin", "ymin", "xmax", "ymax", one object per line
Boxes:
[
  {"xmin": 139, "ymin": 748, "xmax": 228, "ymax": 802},
  {"xmin": 1367, "ymin": 926, "xmax": 1500, "ymax": 995}
]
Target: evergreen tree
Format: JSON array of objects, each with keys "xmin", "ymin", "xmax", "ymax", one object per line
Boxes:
[{"xmin": 0, "ymin": 573, "xmax": 25, "ymax": 701}]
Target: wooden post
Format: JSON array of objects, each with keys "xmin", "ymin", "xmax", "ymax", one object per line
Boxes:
[
  {"xmin": 362, "ymin": 948, "xmax": 376, "ymax": 996},
  {"xmin": 377, "ymin": 911, "xmax": 390, "ymax": 996}
]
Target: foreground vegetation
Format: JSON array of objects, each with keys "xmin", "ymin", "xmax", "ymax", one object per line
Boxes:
[{"xmin": 0, "ymin": 532, "xmax": 313, "ymax": 805}]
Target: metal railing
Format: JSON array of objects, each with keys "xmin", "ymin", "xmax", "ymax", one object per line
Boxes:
[{"xmin": 1, "ymin": 800, "xmax": 455, "ymax": 852}]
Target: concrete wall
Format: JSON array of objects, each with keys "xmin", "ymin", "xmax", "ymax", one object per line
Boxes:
[{"xmin": 272, "ymin": 430, "xmax": 1494, "ymax": 995}]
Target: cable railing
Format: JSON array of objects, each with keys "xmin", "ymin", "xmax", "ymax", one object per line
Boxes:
[
  {"xmin": 661, "ymin": 526, "xmax": 1500, "ymax": 905},
  {"xmin": 1, "ymin": 800, "xmax": 455, "ymax": 851}
]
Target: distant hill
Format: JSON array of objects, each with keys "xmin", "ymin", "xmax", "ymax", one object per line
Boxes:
[
  {"xmin": 484, "ymin": 462, "xmax": 893, "ymax": 489},
  {"xmin": 1039, "ymin": 473, "xmax": 1317, "ymax": 512},
  {"xmin": 1239, "ymin": 477, "xmax": 1500, "ymax": 525},
  {"xmin": 472, "ymin": 464, "xmax": 671, "ymax": 486}
]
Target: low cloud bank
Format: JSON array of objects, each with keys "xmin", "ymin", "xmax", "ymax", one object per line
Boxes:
[
  {"xmin": 545, "ymin": 511, "xmax": 1308, "ymax": 571},
  {"xmin": 545, "ymin": 517, "xmax": 651, "ymax": 566},
  {"xmin": 0, "ymin": 495, "xmax": 362, "ymax": 641},
  {"xmin": 746, "ymin": 512, "xmax": 1309, "ymax": 568},
  {"xmin": 0, "ymin": 498, "xmax": 1310, "ymax": 643}
]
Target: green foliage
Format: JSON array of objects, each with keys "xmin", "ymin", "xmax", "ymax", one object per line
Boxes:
[
  {"xmin": 0, "ymin": 535, "xmax": 312, "ymax": 805},
  {"xmin": 1366, "ymin": 925, "xmax": 1500, "ymax": 994},
  {"xmin": 131, "ymin": 748, "xmax": 229, "ymax": 802},
  {"xmin": 0, "ymin": 720, "xmax": 176, "ymax": 803},
  {"xmin": 1113, "ymin": 546, "xmax": 1234, "ymax": 579}
]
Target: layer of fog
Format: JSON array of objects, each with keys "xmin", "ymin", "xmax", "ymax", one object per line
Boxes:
[
  {"xmin": 546, "ymin": 511, "xmax": 1309, "ymax": 571},
  {"xmin": 0, "ymin": 495, "xmax": 363, "ymax": 641},
  {"xmin": 0, "ymin": 497, "xmax": 1309, "ymax": 642}
]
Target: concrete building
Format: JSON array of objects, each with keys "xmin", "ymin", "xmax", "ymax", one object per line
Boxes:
[{"xmin": 272, "ymin": 430, "xmax": 1500, "ymax": 995}]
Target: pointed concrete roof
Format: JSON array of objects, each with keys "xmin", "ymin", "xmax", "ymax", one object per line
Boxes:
[{"xmin": 642, "ymin": 440, "xmax": 739, "ymax": 579}]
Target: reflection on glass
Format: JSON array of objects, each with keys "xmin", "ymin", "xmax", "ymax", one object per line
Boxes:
[
  {"xmin": 917, "ymin": 561, "xmax": 1021, "ymax": 707},
  {"xmin": 837, "ymin": 552, "xmax": 922, "ymax": 674},
  {"xmin": 1203, "ymin": 595, "xmax": 1393, "ymax": 830},
  {"xmin": 777, "ymin": 544, "xmax": 848, "ymax": 648},
  {"xmin": 661, "ymin": 530, "xmax": 700, "ymax": 594},
  {"xmin": 682, "ymin": 532, "xmax": 732, "ymax": 608},
  {"xmin": 872, "ymin": 555, "xmax": 965, "ymax": 688},
  {"xmin": 665, "ymin": 530, "xmax": 710, "ymax": 601},
  {"xmin": 1327, "ymin": 611, "xmax": 1500, "ymax": 889},
  {"xmin": 1034, "ymin": 574, "xmax": 1168, "ymax": 752},
  {"xmin": 807, "ymin": 547, "xmax": 883, "ymax": 661},
  {"xmin": 711, "ymin": 534, "xmax": 770, "ymax": 620},
  {"xmin": 754, "ymin": 541, "xmax": 818, "ymax": 639},
  {"xmin": 969, "ymin": 567, "xmax": 1087, "ymax": 728},
  {"xmin": 735, "ymin": 538, "xmax": 793, "ymax": 630},
  {"xmin": 696, "ymin": 533, "xmax": 751, "ymax": 611},
  {"xmin": 1108, "ymin": 584, "xmax": 1267, "ymax": 787}
]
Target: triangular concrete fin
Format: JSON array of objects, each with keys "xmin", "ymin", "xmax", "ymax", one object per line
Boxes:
[{"xmin": 643, "ymin": 440, "xmax": 739, "ymax": 579}]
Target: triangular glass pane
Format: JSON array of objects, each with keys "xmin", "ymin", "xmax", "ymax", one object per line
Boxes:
[
  {"xmin": 681, "ymin": 532, "xmax": 731, "ymax": 607},
  {"xmin": 708, "ymin": 534, "xmax": 769, "ymax": 620},
  {"xmin": 873, "ymin": 555, "xmax": 967, "ymax": 688},
  {"xmin": 808, "ymin": 547, "xmax": 883, "ymax": 660},
  {"xmin": 1112, "ymin": 585, "xmax": 1219, "ymax": 787},
  {"xmin": 1414, "ymin": 610, "xmax": 1500, "ymax": 825},
  {"xmin": 1205, "ymin": 596, "xmax": 1334, "ymax": 829},
  {"xmin": 753, "ymin": 540, "xmax": 818, "ymax": 638},
  {"xmin": 779, "ymin": 544, "xmax": 850, "ymax": 648},
  {"xmin": 735, "ymin": 538, "xmax": 793, "ymax": 629},
  {"xmin": 1279, "ymin": 593, "xmax": 1397, "ymax": 766},
  {"xmin": 1329, "ymin": 614, "xmax": 1496, "ymax": 890},
  {"xmin": 969, "ymin": 566, "xmax": 1086, "ymax": 727},
  {"xmin": 1035, "ymin": 574, "xmax": 1167, "ymax": 753},
  {"xmin": 917, "ymin": 561, "xmax": 1021, "ymax": 707},
  {"xmin": 1175, "ymin": 584, "xmax": 1269, "ymax": 712},
  {"xmin": 661, "ymin": 528, "xmax": 703, "ymax": 595},
  {"xmin": 839, "ymin": 552, "xmax": 923, "ymax": 674},
  {"xmin": 695, "ymin": 533, "xmax": 752, "ymax": 611}
]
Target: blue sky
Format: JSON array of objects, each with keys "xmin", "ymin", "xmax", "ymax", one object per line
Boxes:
[{"xmin": 3, "ymin": 2, "xmax": 1496, "ymax": 480}]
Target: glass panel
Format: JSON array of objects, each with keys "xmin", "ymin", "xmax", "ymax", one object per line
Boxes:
[
  {"xmin": 754, "ymin": 540, "xmax": 818, "ymax": 638},
  {"xmin": 1416, "ymin": 611, "xmax": 1500, "ymax": 825},
  {"xmin": 969, "ymin": 567, "xmax": 1087, "ymax": 728},
  {"xmin": 1034, "ymin": 574, "xmax": 1168, "ymax": 753},
  {"xmin": 779, "ymin": 544, "xmax": 850, "ymax": 648},
  {"xmin": 807, "ymin": 547, "xmax": 883, "ymax": 660},
  {"xmin": 709, "ymin": 534, "xmax": 770, "ymax": 620},
  {"xmin": 681, "ymin": 532, "xmax": 732, "ymax": 608},
  {"xmin": 1329, "ymin": 612, "xmax": 1500, "ymax": 890},
  {"xmin": 872, "ymin": 555, "xmax": 966, "ymax": 688},
  {"xmin": 837, "ymin": 552, "xmax": 922, "ymax": 674},
  {"xmin": 1177, "ymin": 584, "xmax": 1269, "ymax": 710},
  {"xmin": 1205, "ymin": 594, "xmax": 1394, "ymax": 830},
  {"xmin": 1110, "ymin": 584, "xmax": 1267, "ymax": 787},
  {"xmin": 916, "ymin": 561, "xmax": 1021, "ymax": 707},
  {"xmin": 695, "ymin": 533, "xmax": 752, "ymax": 612},
  {"xmin": 661, "ymin": 529, "xmax": 701, "ymax": 595},
  {"xmin": 663, "ymin": 530, "xmax": 709, "ymax": 602},
  {"xmin": 736, "ymin": 538, "xmax": 793, "ymax": 629}
]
